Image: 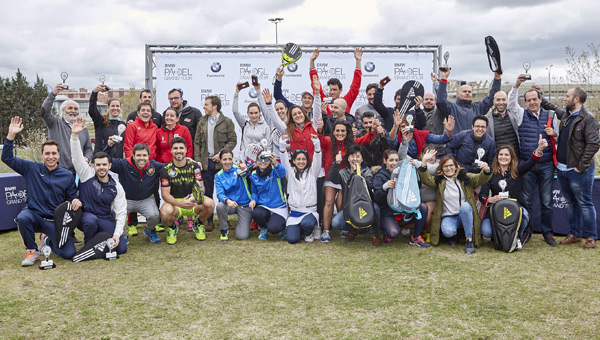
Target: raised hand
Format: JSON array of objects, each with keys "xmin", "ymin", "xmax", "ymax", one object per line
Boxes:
[
  {"xmin": 262, "ymin": 88, "xmax": 273, "ymax": 103},
  {"xmin": 479, "ymin": 161, "xmax": 490, "ymax": 173},
  {"xmin": 71, "ymin": 117, "xmax": 87, "ymax": 137},
  {"xmin": 421, "ymin": 149, "xmax": 437, "ymax": 164},
  {"xmin": 440, "ymin": 68, "xmax": 451, "ymax": 80},
  {"xmin": 51, "ymin": 83, "xmax": 64, "ymax": 96},
  {"xmin": 538, "ymin": 134, "xmax": 548, "ymax": 150},
  {"xmin": 93, "ymin": 84, "xmax": 106, "ymax": 93},
  {"xmin": 335, "ymin": 151, "xmax": 342, "ymax": 164},
  {"xmin": 312, "ymin": 74, "xmax": 321, "ymax": 92},
  {"xmin": 354, "ymin": 47, "xmax": 363, "ymax": 61},
  {"xmin": 413, "ymin": 96, "xmax": 422, "ymax": 110},
  {"xmin": 444, "ymin": 115, "xmax": 455, "ymax": 134},
  {"xmin": 8, "ymin": 116, "xmax": 24, "ymax": 136},
  {"xmin": 276, "ymin": 65, "xmax": 285, "ymax": 81},
  {"xmin": 310, "ymin": 48, "xmax": 320, "ymax": 62}
]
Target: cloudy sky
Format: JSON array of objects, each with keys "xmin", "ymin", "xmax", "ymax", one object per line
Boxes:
[{"xmin": 0, "ymin": 0, "xmax": 596, "ymax": 90}]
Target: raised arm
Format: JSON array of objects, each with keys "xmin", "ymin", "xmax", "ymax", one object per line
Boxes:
[
  {"xmin": 70, "ymin": 118, "xmax": 95, "ymax": 182},
  {"xmin": 273, "ymin": 66, "xmax": 295, "ymax": 108},
  {"xmin": 112, "ymin": 182, "xmax": 127, "ymax": 238},
  {"xmin": 41, "ymin": 84, "xmax": 63, "ymax": 128},
  {"xmin": 474, "ymin": 75, "xmax": 502, "ymax": 115},
  {"xmin": 261, "ymin": 88, "xmax": 286, "ymax": 133},
  {"xmin": 89, "ymin": 85, "xmax": 108, "ymax": 128},
  {"xmin": 232, "ymin": 83, "xmax": 247, "ymax": 127},
  {"xmin": 311, "ymin": 75, "xmax": 322, "ymax": 127}
]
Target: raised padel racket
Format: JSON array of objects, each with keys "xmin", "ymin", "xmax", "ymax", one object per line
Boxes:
[
  {"xmin": 273, "ymin": 42, "xmax": 302, "ymax": 84},
  {"xmin": 485, "ymin": 36, "xmax": 502, "ymax": 75},
  {"xmin": 397, "ymin": 80, "xmax": 425, "ymax": 115}
]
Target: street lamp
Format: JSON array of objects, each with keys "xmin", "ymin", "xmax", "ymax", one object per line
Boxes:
[
  {"xmin": 546, "ymin": 64, "xmax": 553, "ymax": 101},
  {"xmin": 268, "ymin": 18, "xmax": 284, "ymax": 44}
]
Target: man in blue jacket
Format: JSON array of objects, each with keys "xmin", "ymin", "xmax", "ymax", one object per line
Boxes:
[
  {"xmin": 1, "ymin": 117, "xmax": 81, "ymax": 266},
  {"xmin": 446, "ymin": 116, "xmax": 496, "ymax": 173}
]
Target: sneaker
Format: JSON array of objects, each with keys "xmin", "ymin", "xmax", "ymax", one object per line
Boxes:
[
  {"xmin": 544, "ymin": 235, "xmax": 558, "ymax": 247},
  {"xmin": 448, "ymin": 235, "xmax": 458, "ymax": 246},
  {"xmin": 321, "ymin": 230, "xmax": 331, "ymax": 243},
  {"xmin": 220, "ymin": 230, "xmax": 229, "ymax": 241},
  {"xmin": 193, "ymin": 221, "xmax": 206, "ymax": 241},
  {"xmin": 345, "ymin": 230, "xmax": 357, "ymax": 242},
  {"xmin": 155, "ymin": 223, "xmax": 165, "ymax": 232},
  {"xmin": 371, "ymin": 235, "xmax": 382, "ymax": 246},
  {"xmin": 187, "ymin": 220, "xmax": 193, "ymax": 232},
  {"xmin": 340, "ymin": 230, "xmax": 348, "ymax": 239},
  {"xmin": 410, "ymin": 235, "xmax": 431, "ymax": 248},
  {"xmin": 401, "ymin": 228, "xmax": 411, "ymax": 236},
  {"xmin": 382, "ymin": 236, "xmax": 392, "ymax": 244},
  {"xmin": 280, "ymin": 228, "xmax": 287, "ymax": 240},
  {"xmin": 166, "ymin": 224, "xmax": 178, "ymax": 245},
  {"xmin": 465, "ymin": 240, "xmax": 475, "ymax": 254},
  {"xmin": 39, "ymin": 233, "xmax": 49, "ymax": 248},
  {"xmin": 313, "ymin": 226, "xmax": 322, "ymax": 239},
  {"xmin": 21, "ymin": 250, "xmax": 39, "ymax": 267},
  {"xmin": 304, "ymin": 232, "xmax": 315, "ymax": 243},
  {"xmin": 258, "ymin": 227, "xmax": 267, "ymax": 240},
  {"xmin": 250, "ymin": 221, "xmax": 258, "ymax": 230},
  {"xmin": 128, "ymin": 225, "xmax": 138, "ymax": 237},
  {"xmin": 144, "ymin": 230, "xmax": 161, "ymax": 243}
]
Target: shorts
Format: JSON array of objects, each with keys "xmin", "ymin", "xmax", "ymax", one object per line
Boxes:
[
  {"xmin": 324, "ymin": 180, "xmax": 341, "ymax": 190},
  {"xmin": 174, "ymin": 198, "xmax": 197, "ymax": 218}
]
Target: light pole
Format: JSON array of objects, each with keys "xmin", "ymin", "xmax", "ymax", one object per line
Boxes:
[
  {"xmin": 546, "ymin": 64, "xmax": 553, "ymax": 101},
  {"xmin": 268, "ymin": 18, "xmax": 284, "ymax": 44}
]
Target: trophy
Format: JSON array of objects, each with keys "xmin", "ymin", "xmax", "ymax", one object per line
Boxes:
[
  {"xmin": 260, "ymin": 138, "xmax": 271, "ymax": 158},
  {"xmin": 523, "ymin": 62, "xmax": 532, "ymax": 80},
  {"xmin": 474, "ymin": 148, "xmax": 486, "ymax": 165},
  {"xmin": 60, "ymin": 72, "xmax": 69, "ymax": 90},
  {"xmin": 498, "ymin": 179, "xmax": 509, "ymax": 199},
  {"xmin": 105, "ymin": 238, "xmax": 117, "ymax": 261},
  {"xmin": 323, "ymin": 85, "xmax": 333, "ymax": 104},
  {"xmin": 39, "ymin": 245, "xmax": 55, "ymax": 270},
  {"xmin": 405, "ymin": 114, "xmax": 415, "ymax": 133},
  {"xmin": 439, "ymin": 52, "xmax": 450, "ymax": 72},
  {"xmin": 99, "ymin": 75, "xmax": 111, "ymax": 91},
  {"xmin": 110, "ymin": 124, "xmax": 126, "ymax": 143}
]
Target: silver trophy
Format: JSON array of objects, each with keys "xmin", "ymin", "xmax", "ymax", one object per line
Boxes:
[
  {"xmin": 405, "ymin": 114, "xmax": 415, "ymax": 133},
  {"xmin": 260, "ymin": 138, "xmax": 271, "ymax": 158},
  {"xmin": 439, "ymin": 52, "xmax": 450, "ymax": 72},
  {"xmin": 60, "ymin": 72, "xmax": 69, "ymax": 90},
  {"xmin": 498, "ymin": 179, "xmax": 509, "ymax": 199},
  {"xmin": 323, "ymin": 85, "xmax": 333, "ymax": 104},
  {"xmin": 523, "ymin": 62, "xmax": 532, "ymax": 80},
  {"xmin": 474, "ymin": 148, "xmax": 486, "ymax": 165},
  {"xmin": 99, "ymin": 75, "xmax": 110, "ymax": 91},
  {"xmin": 111, "ymin": 124, "xmax": 126, "ymax": 143},
  {"xmin": 39, "ymin": 245, "xmax": 55, "ymax": 270},
  {"xmin": 105, "ymin": 238, "xmax": 117, "ymax": 261}
]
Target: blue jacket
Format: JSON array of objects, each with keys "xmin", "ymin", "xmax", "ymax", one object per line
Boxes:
[
  {"xmin": 436, "ymin": 78, "xmax": 501, "ymax": 133},
  {"xmin": 250, "ymin": 163, "xmax": 286, "ymax": 208},
  {"xmin": 110, "ymin": 157, "xmax": 164, "ymax": 200},
  {"xmin": 1, "ymin": 138, "xmax": 78, "ymax": 218},
  {"xmin": 373, "ymin": 167, "xmax": 397, "ymax": 217},
  {"xmin": 79, "ymin": 175, "xmax": 118, "ymax": 219},
  {"xmin": 446, "ymin": 130, "xmax": 496, "ymax": 173},
  {"xmin": 518, "ymin": 109, "xmax": 553, "ymax": 163},
  {"xmin": 215, "ymin": 166, "xmax": 251, "ymax": 205}
]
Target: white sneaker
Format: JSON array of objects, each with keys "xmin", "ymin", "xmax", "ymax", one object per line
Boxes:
[
  {"xmin": 313, "ymin": 226, "xmax": 322, "ymax": 239},
  {"xmin": 21, "ymin": 249, "xmax": 40, "ymax": 267},
  {"xmin": 304, "ymin": 232, "xmax": 315, "ymax": 243},
  {"xmin": 321, "ymin": 230, "xmax": 330, "ymax": 243},
  {"xmin": 340, "ymin": 230, "xmax": 348, "ymax": 239},
  {"xmin": 401, "ymin": 228, "xmax": 411, "ymax": 236}
]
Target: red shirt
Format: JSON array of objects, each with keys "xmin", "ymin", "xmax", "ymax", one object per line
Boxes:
[
  {"xmin": 156, "ymin": 123, "xmax": 193, "ymax": 163},
  {"xmin": 124, "ymin": 117, "xmax": 158, "ymax": 160}
]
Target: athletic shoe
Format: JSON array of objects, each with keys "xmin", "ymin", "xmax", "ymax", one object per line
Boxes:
[
  {"xmin": 144, "ymin": 230, "xmax": 161, "ymax": 243},
  {"xmin": 313, "ymin": 226, "xmax": 322, "ymax": 239},
  {"xmin": 382, "ymin": 236, "xmax": 393, "ymax": 244},
  {"xmin": 321, "ymin": 230, "xmax": 331, "ymax": 243},
  {"xmin": 280, "ymin": 228, "xmax": 287, "ymax": 240},
  {"xmin": 193, "ymin": 221, "xmax": 206, "ymax": 241},
  {"xmin": 448, "ymin": 235, "xmax": 458, "ymax": 246},
  {"xmin": 155, "ymin": 223, "xmax": 165, "ymax": 232},
  {"xmin": 401, "ymin": 228, "xmax": 411, "ymax": 236},
  {"xmin": 128, "ymin": 225, "xmax": 138, "ymax": 237},
  {"xmin": 340, "ymin": 230, "xmax": 348, "ymax": 239},
  {"xmin": 371, "ymin": 235, "xmax": 382, "ymax": 246},
  {"xmin": 220, "ymin": 230, "xmax": 229, "ymax": 241},
  {"xmin": 39, "ymin": 233, "xmax": 49, "ymax": 248},
  {"xmin": 250, "ymin": 221, "xmax": 258, "ymax": 230},
  {"xmin": 410, "ymin": 235, "xmax": 431, "ymax": 248},
  {"xmin": 166, "ymin": 224, "xmax": 178, "ymax": 245},
  {"xmin": 544, "ymin": 235, "xmax": 558, "ymax": 247},
  {"xmin": 304, "ymin": 232, "xmax": 314, "ymax": 243},
  {"xmin": 205, "ymin": 221, "xmax": 215, "ymax": 232},
  {"xmin": 21, "ymin": 250, "xmax": 39, "ymax": 267},
  {"xmin": 174, "ymin": 218, "xmax": 181, "ymax": 228},
  {"xmin": 258, "ymin": 227, "xmax": 267, "ymax": 240},
  {"xmin": 465, "ymin": 240, "xmax": 475, "ymax": 254},
  {"xmin": 187, "ymin": 220, "xmax": 193, "ymax": 232}
]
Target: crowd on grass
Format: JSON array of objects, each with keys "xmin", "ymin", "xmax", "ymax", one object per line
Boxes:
[{"xmin": 3, "ymin": 47, "xmax": 599, "ymax": 267}]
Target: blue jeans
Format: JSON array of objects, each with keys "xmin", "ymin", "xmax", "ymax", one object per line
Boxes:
[
  {"xmin": 557, "ymin": 165, "xmax": 597, "ymax": 239},
  {"xmin": 201, "ymin": 159, "xmax": 217, "ymax": 223},
  {"xmin": 287, "ymin": 214, "xmax": 317, "ymax": 244},
  {"xmin": 16, "ymin": 208, "xmax": 76, "ymax": 259},
  {"xmin": 441, "ymin": 202, "xmax": 473, "ymax": 238},
  {"xmin": 520, "ymin": 161, "xmax": 554, "ymax": 237},
  {"xmin": 332, "ymin": 203, "xmax": 380, "ymax": 234},
  {"xmin": 481, "ymin": 207, "xmax": 530, "ymax": 238}
]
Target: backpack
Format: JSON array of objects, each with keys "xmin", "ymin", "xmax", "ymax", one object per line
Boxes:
[
  {"xmin": 389, "ymin": 159, "xmax": 422, "ymax": 220},
  {"xmin": 490, "ymin": 198, "xmax": 522, "ymax": 252},
  {"xmin": 54, "ymin": 201, "xmax": 82, "ymax": 249},
  {"xmin": 343, "ymin": 166, "xmax": 376, "ymax": 229}
]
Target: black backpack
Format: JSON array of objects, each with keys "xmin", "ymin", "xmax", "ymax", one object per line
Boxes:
[
  {"xmin": 343, "ymin": 167, "xmax": 376, "ymax": 229},
  {"xmin": 490, "ymin": 199, "xmax": 522, "ymax": 252}
]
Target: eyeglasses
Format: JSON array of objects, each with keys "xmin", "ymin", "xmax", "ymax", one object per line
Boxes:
[
  {"xmin": 442, "ymin": 164, "xmax": 455, "ymax": 169},
  {"xmin": 473, "ymin": 125, "xmax": 487, "ymax": 130},
  {"xmin": 257, "ymin": 157, "xmax": 270, "ymax": 162},
  {"xmin": 168, "ymin": 97, "xmax": 181, "ymax": 101}
]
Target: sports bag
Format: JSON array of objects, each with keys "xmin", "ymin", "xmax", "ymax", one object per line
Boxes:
[
  {"xmin": 490, "ymin": 198, "xmax": 522, "ymax": 252},
  {"xmin": 390, "ymin": 159, "xmax": 422, "ymax": 220},
  {"xmin": 343, "ymin": 166, "xmax": 376, "ymax": 229}
]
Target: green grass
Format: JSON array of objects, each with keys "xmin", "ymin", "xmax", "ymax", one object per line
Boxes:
[{"xmin": 1, "ymin": 225, "xmax": 599, "ymax": 339}]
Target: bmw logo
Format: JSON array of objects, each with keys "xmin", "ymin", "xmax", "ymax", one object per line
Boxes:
[
  {"xmin": 210, "ymin": 62, "xmax": 222, "ymax": 73},
  {"xmin": 364, "ymin": 62, "xmax": 375, "ymax": 73},
  {"xmin": 249, "ymin": 88, "xmax": 258, "ymax": 99},
  {"xmin": 287, "ymin": 63, "xmax": 298, "ymax": 73}
]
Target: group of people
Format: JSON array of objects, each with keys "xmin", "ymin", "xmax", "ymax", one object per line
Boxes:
[{"xmin": 3, "ymin": 48, "xmax": 599, "ymax": 267}]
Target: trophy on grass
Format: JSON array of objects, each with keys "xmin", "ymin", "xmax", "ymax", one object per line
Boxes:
[
  {"xmin": 498, "ymin": 179, "xmax": 509, "ymax": 199},
  {"xmin": 105, "ymin": 238, "xmax": 117, "ymax": 261},
  {"xmin": 39, "ymin": 245, "xmax": 55, "ymax": 270},
  {"xmin": 60, "ymin": 72, "xmax": 69, "ymax": 90},
  {"xmin": 474, "ymin": 148, "xmax": 486, "ymax": 166},
  {"xmin": 523, "ymin": 62, "xmax": 532, "ymax": 80},
  {"xmin": 439, "ymin": 52, "xmax": 450, "ymax": 72}
]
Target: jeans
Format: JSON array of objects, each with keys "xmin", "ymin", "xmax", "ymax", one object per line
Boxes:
[
  {"xmin": 216, "ymin": 201, "xmax": 253, "ymax": 240},
  {"xmin": 520, "ymin": 160, "xmax": 554, "ymax": 237},
  {"xmin": 81, "ymin": 212, "xmax": 128, "ymax": 254},
  {"xmin": 16, "ymin": 208, "xmax": 76, "ymax": 259},
  {"xmin": 481, "ymin": 207, "xmax": 530, "ymax": 239},
  {"xmin": 201, "ymin": 159, "xmax": 217, "ymax": 223},
  {"xmin": 287, "ymin": 214, "xmax": 318, "ymax": 244},
  {"xmin": 441, "ymin": 202, "xmax": 473, "ymax": 238},
  {"xmin": 332, "ymin": 203, "xmax": 380, "ymax": 234},
  {"xmin": 557, "ymin": 165, "xmax": 597, "ymax": 239},
  {"xmin": 251, "ymin": 206, "xmax": 286, "ymax": 234}
]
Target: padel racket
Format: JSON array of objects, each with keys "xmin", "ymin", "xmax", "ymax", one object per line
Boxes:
[
  {"xmin": 397, "ymin": 80, "xmax": 425, "ymax": 115},
  {"xmin": 485, "ymin": 36, "xmax": 502, "ymax": 75},
  {"xmin": 273, "ymin": 42, "xmax": 302, "ymax": 84}
]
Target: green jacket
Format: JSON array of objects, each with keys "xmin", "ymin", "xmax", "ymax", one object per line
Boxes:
[
  {"xmin": 418, "ymin": 167, "xmax": 492, "ymax": 247},
  {"xmin": 194, "ymin": 112, "xmax": 237, "ymax": 171}
]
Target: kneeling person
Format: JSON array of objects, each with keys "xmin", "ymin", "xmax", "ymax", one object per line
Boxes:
[{"xmin": 160, "ymin": 137, "xmax": 215, "ymax": 244}]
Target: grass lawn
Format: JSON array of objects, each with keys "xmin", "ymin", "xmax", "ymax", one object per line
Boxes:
[{"xmin": 1, "ymin": 223, "xmax": 599, "ymax": 340}]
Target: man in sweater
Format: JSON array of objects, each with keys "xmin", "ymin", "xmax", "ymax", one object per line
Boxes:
[
  {"xmin": 508, "ymin": 75, "xmax": 560, "ymax": 246},
  {"xmin": 485, "ymin": 91, "xmax": 520, "ymax": 158},
  {"xmin": 354, "ymin": 83, "xmax": 382, "ymax": 128}
]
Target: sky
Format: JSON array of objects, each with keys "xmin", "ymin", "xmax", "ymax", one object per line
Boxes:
[{"xmin": 0, "ymin": 0, "xmax": 596, "ymax": 90}]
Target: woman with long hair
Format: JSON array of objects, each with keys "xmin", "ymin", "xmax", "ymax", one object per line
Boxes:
[
  {"xmin": 88, "ymin": 84, "xmax": 125, "ymax": 159},
  {"xmin": 232, "ymin": 82, "xmax": 272, "ymax": 161}
]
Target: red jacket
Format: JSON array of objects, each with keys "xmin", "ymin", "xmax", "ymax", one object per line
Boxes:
[
  {"xmin": 397, "ymin": 129, "xmax": 431, "ymax": 157},
  {"xmin": 310, "ymin": 67, "xmax": 362, "ymax": 116},
  {"xmin": 156, "ymin": 123, "xmax": 193, "ymax": 163},
  {"xmin": 320, "ymin": 131, "xmax": 375, "ymax": 179},
  {"xmin": 290, "ymin": 121, "xmax": 319, "ymax": 162},
  {"xmin": 124, "ymin": 117, "xmax": 158, "ymax": 160}
]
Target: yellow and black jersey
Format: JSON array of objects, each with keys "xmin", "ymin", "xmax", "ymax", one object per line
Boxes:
[{"xmin": 160, "ymin": 159, "xmax": 202, "ymax": 199}]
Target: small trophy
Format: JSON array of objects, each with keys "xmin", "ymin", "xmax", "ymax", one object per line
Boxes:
[
  {"xmin": 323, "ymin": 85, "xmax": 333, "ymax": 104},
  {"xmin": 105, "ymin": 238, "xmax": 117, "ymax": 261},
  {"xmin": 99, "ymin": 75, "xmax": 111, "ymax": 91},
  {"xmin": 498, "ymin": 179, "xmax": 509, "ymax": 199},
  {"xmin": 405, "ymin": 114, "xmax": 415, "ymax": 133},
  {"xmin": 474, "ymin": 148, "xmax": 486, "ymax": 165},
  {"xmin": 523, "ymin": 62, "xmax": 532, "ymax": 80},
  {"xmin": 111, "ymin": 124, "xmax": 126, "ymax": 143},
  {"xmin": 39, "ymin": 245, "xmax": 55, "ymax": 270},
  {"xmin": 60, "ymin": 72, "xmax": 69, "ymax": 90},
  {"xmin": 260, "ymin": 138, "xmax": 272, "ymax": 158},
  {"xmin": 439, "ymin": 52, "xmax": 450, "ymax": 72}
]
